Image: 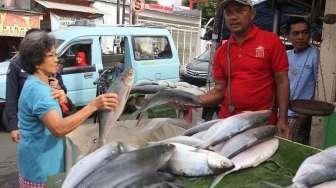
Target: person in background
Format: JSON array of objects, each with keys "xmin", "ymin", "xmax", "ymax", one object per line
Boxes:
[
  {"xmin": 287, "ymin": 17, "xmax": 319, "ymax": 144},
  {"xmin": 198, "ymin": 0, "xmax": 290, "ymax": 137},
  {"xmin": 5, "ymin": 28, "xmax": 68, "ymax": 143},
  {"xmin": 75, "ymin": 50, "xmax": 87, "ymax": 66},
  {"xmin": 17, "ymin": 31, "xmax": 119, "ymax": 187}
]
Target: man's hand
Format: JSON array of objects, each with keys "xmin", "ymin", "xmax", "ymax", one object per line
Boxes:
[
  {"xmin": 277, "ymin": 118, "xmax": 291, "ymax": 139},
  {"xmin": 10, "ymin": 130, "xmax": 20, "ymax": 143}
]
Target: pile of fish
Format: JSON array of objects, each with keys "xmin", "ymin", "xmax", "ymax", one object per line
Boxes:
[
  {"xmin": 63, "ymin": 143, "xmax": 186, "ymax": 188},
  {"xmin": 63, "ymin": 110, "xmax": 280, "ymax": 188},
  {"xmin": 64, "ymin": 70, "xmax": 280, "ymax": 188},
  {"xmin": 290, "ymin": 145, "xmax": 336, "ymax": 188}
]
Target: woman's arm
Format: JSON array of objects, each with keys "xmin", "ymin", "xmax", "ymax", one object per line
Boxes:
[{"xmin": 41, "ymin": 93, "xmax": 118, "ymax": 137}]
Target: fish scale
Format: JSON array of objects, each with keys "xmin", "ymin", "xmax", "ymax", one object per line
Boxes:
[
  {"xmin": 200, "ymin": 110, "xmax": 271, "ymax": 148},
  {"xmin": 99, "ymin": 69, "xmax": 134, "ymax": 145},
  {"xmin": 292, "ymin": 145, "xmax": 336, "ymax": 187},
  {"xmin": 131, "ymin": 89, "xmax": 202, "ymax": 122}
]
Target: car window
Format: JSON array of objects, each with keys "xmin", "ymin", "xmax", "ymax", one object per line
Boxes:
[
  {"xmin": 133, "ymin": 36, "xmax": 172, "ymax": 60},
  {"xmin": 100, "ymin": 36, "xmax": 125, "ymax": 69},
  {"xmin": 59, "ymin": 42, "xmax": 92, "ymax": 68},
  {"xmin": 197, "ymin": 49, "xmax": 210, "ymax": 61}
]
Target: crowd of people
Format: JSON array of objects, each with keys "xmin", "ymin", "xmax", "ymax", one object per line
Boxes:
[{"xmin": 2, "ymin": 0, "xmax": 320, "ymax": 186}]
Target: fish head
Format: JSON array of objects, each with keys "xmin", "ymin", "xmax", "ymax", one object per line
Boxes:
[{"xmin": 207, "ymin": 152, "xmax": 234, "ymax": 172}]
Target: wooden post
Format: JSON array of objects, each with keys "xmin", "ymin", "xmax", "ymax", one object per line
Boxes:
[{"xmin": 316, "ymin": 0, "xmax": 336, "ymax": 103}]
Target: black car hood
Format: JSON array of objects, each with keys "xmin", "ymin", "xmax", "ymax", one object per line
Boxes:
[{"xmin": 186, "ymin": 59, "xmax": 209, "ymax": 72}]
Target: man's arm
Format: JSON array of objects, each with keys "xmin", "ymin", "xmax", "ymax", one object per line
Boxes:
[
  {"xmin": 274, "ymin": 71, "xmax": 290, "ymax": 137},
  {"xmin": 5, "ymin": 63, "xmax": 20, "ymax": 132},
  {"xmin": 5, "ymin": 62, "xmax": 21, "ymax": 142},
  {"xmin": 199, "ymin": 81, "xmax": 226, "ymax": 107}
]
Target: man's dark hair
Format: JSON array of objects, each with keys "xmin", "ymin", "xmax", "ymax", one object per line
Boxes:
[
  {"xmin": 19, "ymin": 31, "xmax": 55, "ymax": 74},
  {"xmin": 287, "ymin": 17, "xmax": 311, "ymax": 34}
]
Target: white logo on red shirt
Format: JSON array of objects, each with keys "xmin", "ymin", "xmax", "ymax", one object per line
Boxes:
[{"xmin": 256, "ymin": 46, "xmax": 265, "ymax": 58}]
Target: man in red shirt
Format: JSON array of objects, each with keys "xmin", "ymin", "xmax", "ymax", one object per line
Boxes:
[{"xmin": 199, "ymin": 0, "xmax": 290, "ymax": 137}]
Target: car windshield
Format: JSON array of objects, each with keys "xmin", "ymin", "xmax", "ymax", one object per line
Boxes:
[
  {"xmin": 197, "ymin": 49, "xmax": 210, "ymax": 61},
  {"xmin": 133, "ymin": 36, "xmax": 172, "ymax": 60}
]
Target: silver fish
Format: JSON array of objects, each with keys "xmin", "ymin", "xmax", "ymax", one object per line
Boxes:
[
  {"xmin": 99, "ymin": 69, "xmax": 134, "ymax": 145},
  {"xmin": 113, "ymin": 172, "xmax": 186, "ymax": 188},
  {"xmin": 200, "ymin": 110, "xmax": 271, "ymax": 148},
  {"xmin": 312, "ymin": 180, "xmax": 336, "ymax": 188},
  {"xmin": 131, "ymin": 85, "xmax": 168, "ymax": 94},
  {"xmin": 191, "ymin": 130, "xmax": 207, "ymax": 140},
  {"xmin": 76, "ymin": 143, "xmax": 175, "ymax": 188},
  {"xmin": 62, "ymin": 142, "xmax": 126, "ymax": 188},
  {"xmin": 184, "ymin": 119, "xmax": 222, "ymax": 136},
  {"xmin": 210, "ymin": 138, "xmax": 279, "ymax": 188},
  {"xmin": 215, "ymin": 125, "xmax": 277, "ymax": 158},
  {"xmin": 165, "ymin": 143, "xmax": 234, "ymax": 176},
  {"xmin": 132, "ymin": 89, "xmax": 202, "ymax": 121},
  {"xmin": 292, "ymin": 145, "xmax": 336, "ymax": 188},
  {"xmin": 148, "ymin": 136, "xmax": 205, "ymax": 148}
]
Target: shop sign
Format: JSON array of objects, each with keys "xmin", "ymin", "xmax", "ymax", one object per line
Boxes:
[
  {"xmin": 144, "ymin": 4, "xmax": 173, "ymax": 13},
  {"xmin": 0, "ymin": 11, "xmax": 40, "ymax": 37},
  {"xmin": 50, "ymin": 13, "xmax": 103, "ymax": 31}
]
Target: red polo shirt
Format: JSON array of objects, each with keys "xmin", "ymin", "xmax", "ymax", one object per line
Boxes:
[{"xmin": 213, "ymin": 25, "xmax": 288, "ymax": 123}]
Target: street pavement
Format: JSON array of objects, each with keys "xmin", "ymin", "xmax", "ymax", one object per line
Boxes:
[{"xmin": 0, "ymin": 131, "xmax": 18, "ymax": 188}]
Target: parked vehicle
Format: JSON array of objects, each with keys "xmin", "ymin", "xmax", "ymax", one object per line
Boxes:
[
  {"xmin": 181, "ymin": 49, "xmax": 210, "ymax": 86},
  {"xmin": 0, "ymin": 25, "xmax": 181, "ymax": 128}
]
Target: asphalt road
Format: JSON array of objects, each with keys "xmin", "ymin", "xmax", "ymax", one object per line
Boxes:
[{"xmin": 0, "ymin": 131, "xmax": 18, "ymax": 188}]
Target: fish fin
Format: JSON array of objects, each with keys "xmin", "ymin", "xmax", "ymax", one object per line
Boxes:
[
  {"xmin": 135, "ymin": 118, "xmax": 143, "ymax": 127},
  {"xmin": 197, "ymin": 143, "xmax": 210, "ymax": 149},
  {"xmin": 209, "ymin": 173, "xmax": 227, "ymax": 188},
  {"xmin": 129, "ymin": 110, "xmax": 141, "ymax": 120},
  {"xmin": 207, "ymin": 146, "xmax": 215, "ymax": 151},
  {"xmin": 260, "ymin": 181, "xmax": 286, "ymax": 188}
]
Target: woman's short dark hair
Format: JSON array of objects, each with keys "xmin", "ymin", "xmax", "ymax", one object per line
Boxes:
[{"xmin": 19, "ymin": 31, "xmax": 55, "ymax": 74}]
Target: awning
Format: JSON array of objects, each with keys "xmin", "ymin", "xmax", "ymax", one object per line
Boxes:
[{"xmin": 34, "ymin": 0, "xmax": 104, "ymax": 15}]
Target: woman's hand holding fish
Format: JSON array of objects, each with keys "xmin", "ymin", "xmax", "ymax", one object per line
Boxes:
[
  {"xmin": 91, "ymin": 93, "xmax": 119, "ymax": 111},
  {"xmin": 52, "ymin": 88, "xmax": 68, "ymax": 104}
]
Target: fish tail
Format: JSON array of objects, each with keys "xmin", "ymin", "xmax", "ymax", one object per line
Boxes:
[
  {"xmin": 129, "ymin": 110, "xmax": 141, "ymax": 120},
  {"xmin": 135, "ymin": 118, "xmax": 142, "ymax": 127}
]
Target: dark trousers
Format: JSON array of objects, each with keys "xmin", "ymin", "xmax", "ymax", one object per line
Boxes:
[
  {"xmin": 288, "ymin": 115, "xmax": 312, "ymax": 145},
  {"xmin": 202, "ymin": 106, "xmax": 220, "ymax": 121}
]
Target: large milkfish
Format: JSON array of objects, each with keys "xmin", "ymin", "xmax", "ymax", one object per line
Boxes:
[{"xmin": 99, "ymin": 69, "xmax": 134, "ymax": 145}]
